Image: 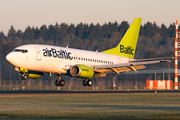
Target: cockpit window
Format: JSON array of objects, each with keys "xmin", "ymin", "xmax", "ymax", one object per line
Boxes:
[{"xmin": 14, "ymin": 49, "xmax": 28, "ymax": 53}]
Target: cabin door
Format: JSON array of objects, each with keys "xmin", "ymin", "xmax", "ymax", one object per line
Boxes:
[{"xmin": 34, "ymin": 46, "xmax": 42, "ymax": 61}]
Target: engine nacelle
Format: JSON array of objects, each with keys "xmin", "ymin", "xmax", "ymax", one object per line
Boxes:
[
  {"xmin": 16, "ymin": 67, "xmax": 43, "ymax": 79},
  {"xmin": 70, "ymin": 65, "xmax": 94, "ymax": 79},
  {"xmin": 27, "ymin": 72, "xmax": 43, "ymax": 79}
]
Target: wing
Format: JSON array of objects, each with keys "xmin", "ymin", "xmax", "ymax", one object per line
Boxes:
[
  {"xmin": 63, "ymin": 57, "xmax": 174, "ymax": 78},
  {"xmin": 92, "ymin": 57, "xmax": 174, "ymax": 78}
]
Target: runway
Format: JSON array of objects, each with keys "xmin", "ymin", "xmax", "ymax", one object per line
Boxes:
[
  {"xmin": 0, "ymin": 90, "xmax": 180, "ymax": 119},
  {"xmin": 0, "ymin": 90, "xmax": 180, "ymax": 94}
]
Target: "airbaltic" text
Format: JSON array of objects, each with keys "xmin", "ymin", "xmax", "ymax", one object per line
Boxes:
[{"xmin": 43, "ymin": 48, "xmax": 73, "ymax": 60}]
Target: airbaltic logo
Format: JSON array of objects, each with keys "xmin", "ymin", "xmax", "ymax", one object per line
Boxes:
[
  {"xmin": 43, "ymin": 48, "xmax": 73, "ymax": 60},
  {"xmin": 120, "ymin": 45, "xmax": 134, "ymax": 55}
]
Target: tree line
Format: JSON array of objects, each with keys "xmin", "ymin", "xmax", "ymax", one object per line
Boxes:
[{"xmin": 0, "ymin": 20, "xmax": 176, "ymax": 85}]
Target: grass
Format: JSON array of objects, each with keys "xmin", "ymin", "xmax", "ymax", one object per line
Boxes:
[{"xmin": 0, "ymin": 92, "xmax": 180, "ymax": 119}]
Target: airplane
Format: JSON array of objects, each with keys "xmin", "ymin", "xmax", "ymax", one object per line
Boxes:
[{"xmin": 6, "ymin": 17, "xmax": 174, "ymax": 87}]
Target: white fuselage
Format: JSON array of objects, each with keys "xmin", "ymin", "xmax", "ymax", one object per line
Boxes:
[{"xmin": 6, "ymin": 44, "xmax": 130, "ymax": 74}]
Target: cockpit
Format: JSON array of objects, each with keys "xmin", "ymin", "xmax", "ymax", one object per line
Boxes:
[{"xmin": 14, "ymin": 49, "xmax": 28, "ymax": 53}]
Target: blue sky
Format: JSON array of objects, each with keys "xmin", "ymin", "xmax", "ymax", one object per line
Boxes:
[{"xmin": 0, "ymin": 0, "xmax": 179, "ymax": 35}]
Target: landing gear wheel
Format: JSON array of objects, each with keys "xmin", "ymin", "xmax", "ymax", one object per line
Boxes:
[
  {"xmin": 55, "ymin": 75, "xmax": 65, "ymax": 86},
  {"xmin": 55, "ymin": 74, "xmax": 65, "ymax": 86},
  {"xmin": 83, "ymin": 80, "xmax": 88, "ymax": 86},
  {"xmin": 55, "ymin": 80, "xmax": 61, "ymax": 86},
  {"xmin": 60, "ymin": 80, "xmax": 65, "ymax": 86},
  {"xmin": 87, "ymin": 79, "xmax": 93, "ymax": 86},
  {"xmin": 21, "ymin": 73, "xmax": 28, "ymax": 80},
  {"xmin": 55, "ymin": 80, "xmax": 65, "ymax": 86},
  {"xmin": 83, "ymin": 79, "xmax": 93, "ymax": 86}
]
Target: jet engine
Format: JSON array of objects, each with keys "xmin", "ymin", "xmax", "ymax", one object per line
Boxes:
[
  {"xmin": 16, "ymin": 67, "xmax": 43, "ymax": 79},
  {"xmin": 70, "ymin": 64, "xmax": 94, "ymax": 79},
  {"xmin": 27, "ymin": 72, "xmax": 43, "ymax": 79}
]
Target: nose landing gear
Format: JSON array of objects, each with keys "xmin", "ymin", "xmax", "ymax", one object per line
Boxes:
[{"xmin": 20, "ymin": 72, "xmax": 28, "ymax": 80}]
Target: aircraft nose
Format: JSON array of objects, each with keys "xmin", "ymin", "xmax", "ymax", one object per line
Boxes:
[{"xmin": 6, "ymin": 52, "xmax": 14, "ymax": 63}]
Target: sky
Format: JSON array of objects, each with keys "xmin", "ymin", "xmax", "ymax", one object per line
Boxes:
[{"xmin": 0, "ymin": 0, "xmax": 180, "ymax": 35}]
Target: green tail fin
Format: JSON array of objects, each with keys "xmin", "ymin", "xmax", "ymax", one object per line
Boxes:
[{"xmin": 102, "ymin": 17, "xmax": 142, "ymax": 59}]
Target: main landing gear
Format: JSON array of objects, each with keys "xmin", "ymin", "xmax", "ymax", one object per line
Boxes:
[
  {"xmin": 55, "ymin": 75, "xmax": 92, "ymax": 87},
  {"xmin": 55, "ymin": 75, "xmax": 65, "ymax": 86},
  {"xmin": 83, "ymin": 79, "xmax": 93, "ymax": 86}
]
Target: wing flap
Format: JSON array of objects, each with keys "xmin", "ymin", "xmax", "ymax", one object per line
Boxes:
[
  {"xmin": 93, "ymin": 60, "xmax": 160, "ymax": 69},
  {"xmin": 129, "ymin": 57, "xmax": 174, "ymax": 62},
  {"xmin": 93, "ymin": 65, "xmax": 146, "ymax": 75}
]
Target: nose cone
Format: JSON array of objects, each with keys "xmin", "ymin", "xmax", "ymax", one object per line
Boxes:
[
  {"xmin": 6, "ymin": 52, "xmax": 14, "ymax": 63},
  {"xmin": 6, "ymin": 52, "xmax": 24, "ymax": 67}
]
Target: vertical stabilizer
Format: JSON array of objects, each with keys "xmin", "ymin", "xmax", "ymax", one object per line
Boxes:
[{"xmin": 102, "ymin": 17, "xmax": 142, "ymax": 59}]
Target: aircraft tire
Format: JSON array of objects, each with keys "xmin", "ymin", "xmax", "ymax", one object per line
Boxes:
[
  {"xmin": 21, "ymin": 74, "xmax": 27, "ymax": 80},
  {"xmin": 83, "ymin": 80, "xmax": 87, "ymax": 86},
  {"xmin": 21, "ymin": 76, "xmax": 25, "ymax": 80},
  {"xmin": 55, "ymin": 80, "xmax": 61, "ymax": 86},
  {"xmin": 87, "ymin": 80, "xmax": 93, "ymax": 86},
  {"xmin": 60, "ymin": 80, "xmax": 65, "ymax": 86}
]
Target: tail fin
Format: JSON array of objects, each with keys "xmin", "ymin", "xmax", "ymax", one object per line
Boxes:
[{"xmin": 102, "ymin": 17, "xmax": 142, "ymax": 59}]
